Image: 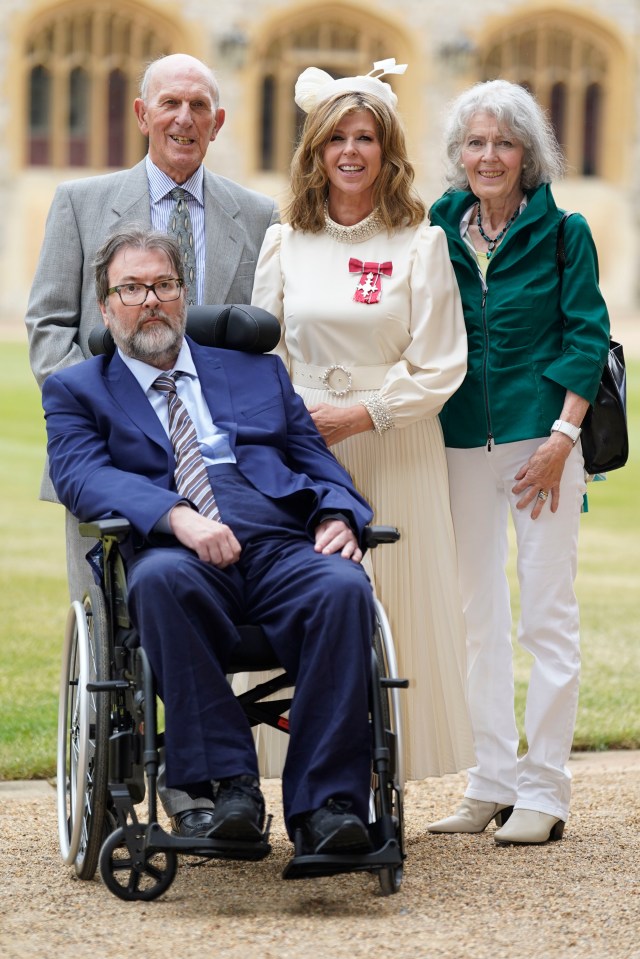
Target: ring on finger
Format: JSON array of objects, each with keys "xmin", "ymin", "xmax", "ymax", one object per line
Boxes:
[{"xmin": 537, "ymin": 489, "xmax": 549, "ymax": 502}]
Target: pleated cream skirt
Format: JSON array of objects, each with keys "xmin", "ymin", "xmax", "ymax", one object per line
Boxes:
[{"xmin": 234, "ymin": 386, "xmax": 476, "ymax": 780}]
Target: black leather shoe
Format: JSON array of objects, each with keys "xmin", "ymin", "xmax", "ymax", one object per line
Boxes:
[
  {"xmin": 297, "ymin": 799, "xmax": 372, "ymax": 855},
  {"xmin": 205, "ymin": 775, "xmax": 265, "ymax": 842},
  {"xmin": 170, "ymin": 808, "xmax": 216, "ymax": 838}
]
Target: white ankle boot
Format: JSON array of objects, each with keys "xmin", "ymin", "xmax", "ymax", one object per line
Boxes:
[
  {"xmin": 428, "ymin": 798, "xmax": 513, "ymax": 834},
  {"xmin": 494, "ymin": 809, "xmax": 565, "ymax": 844}
]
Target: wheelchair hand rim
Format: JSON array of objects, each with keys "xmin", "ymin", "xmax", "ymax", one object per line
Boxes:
[{"xmin": 57, "ymin": 601, "xmax": 92, "ymax": 865}]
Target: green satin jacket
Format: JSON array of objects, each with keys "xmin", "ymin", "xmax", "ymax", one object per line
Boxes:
[{"xmin": 429, "ymin": 183, "xmax": 610, "ymax": 449}]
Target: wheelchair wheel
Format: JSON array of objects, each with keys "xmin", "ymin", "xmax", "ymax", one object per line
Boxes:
[
  {"xmin": 371, "ymin": 599, "xmax": 404, "ymax": 896},
  {"xmin": 99, "ymin": 827, "xmax": 178, "ymax": 902},
  {"xmin": 57, "ymin": 586, "xmax": 111, "ymax": 878},
  {"xmin": 372, "ymin": 599, "xmax": 405, "ymax": 790},
  {"xmin": 378, "ymin": 861, "xmax": 402, "ymax": 896}
]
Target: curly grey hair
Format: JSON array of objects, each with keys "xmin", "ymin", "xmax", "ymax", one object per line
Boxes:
[{"xmin": 443, "ymin": 79, "xmax": 566, "ymax": 192}]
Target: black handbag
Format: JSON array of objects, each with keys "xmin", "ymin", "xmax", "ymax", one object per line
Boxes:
[{"xmin": 557, "ymin": 213, "xmax": 629, "ymax": 474}]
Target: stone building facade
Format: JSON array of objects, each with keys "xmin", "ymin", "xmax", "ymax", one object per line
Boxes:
[{"xmin": 1, "ymin": 0, "xmax": 638, "ymax": 327}]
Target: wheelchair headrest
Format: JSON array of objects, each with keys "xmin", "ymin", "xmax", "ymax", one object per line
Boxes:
[{"xmin": 87, "ymin": 304, "xmax": 281, "ymax": 357}]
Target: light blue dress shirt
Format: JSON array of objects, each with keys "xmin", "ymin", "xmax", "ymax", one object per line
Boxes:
[
  {"xmin": 119, "ymin": 340, "xmax": 236, "ymax": 467},
  {"xmin": 146, "ymin": 156, "xmax": 206, "ymax": 306}
]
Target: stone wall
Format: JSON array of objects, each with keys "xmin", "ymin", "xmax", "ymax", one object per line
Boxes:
[{"xmin": 1, "ymin": 0, "xmax": 638, "ymax": 328}]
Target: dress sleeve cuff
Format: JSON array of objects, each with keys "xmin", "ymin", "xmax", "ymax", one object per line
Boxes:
[{"xmin": 363, "ymin": 394, "xmax": 395, "ymax": 434}]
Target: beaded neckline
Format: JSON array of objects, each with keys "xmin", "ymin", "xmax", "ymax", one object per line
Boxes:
[{"xmin": 323, "ymin": 203, "xmax": 384, "ymax": 244}]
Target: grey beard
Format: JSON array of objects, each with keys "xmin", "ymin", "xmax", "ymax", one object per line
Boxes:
[{"xmin": 114, "ymin": 317, "xmax": 185, "ymax": 366}]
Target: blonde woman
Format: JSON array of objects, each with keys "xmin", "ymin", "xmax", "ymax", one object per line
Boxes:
[{"xmin": 250, "ymin": 61, "xmax": 475, "ymax": 782}]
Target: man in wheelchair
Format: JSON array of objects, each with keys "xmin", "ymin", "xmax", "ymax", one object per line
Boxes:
[{"xmin": 43, "ymin": 227, "xmax": 377, "ymax": 862}]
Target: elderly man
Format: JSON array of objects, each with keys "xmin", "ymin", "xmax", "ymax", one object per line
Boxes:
[
  {"xmin": 25, "ymin": 53, "xmax": 277, "ymax": 836},
  {"xmin": 42, "ymin": 227, "xmax": 376, "ymax": 858}
]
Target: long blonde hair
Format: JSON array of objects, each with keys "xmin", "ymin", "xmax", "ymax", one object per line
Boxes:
[{"xmin": 286, "ymin": 91, "xmax": 425, "ymax": 232}]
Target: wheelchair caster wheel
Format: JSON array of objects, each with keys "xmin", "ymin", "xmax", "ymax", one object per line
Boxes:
[
  {"xmin": 378, "ymin": 864, "xmax": 403, "ymax": 895},
  {"xmin": 99, "ymin": 827, "xmax": 177, "ymax": 901}
]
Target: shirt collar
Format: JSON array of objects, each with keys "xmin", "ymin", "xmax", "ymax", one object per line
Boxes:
[
  {"xmin": 145, "ymin": 155, "xmax": 205, "ymax": 206},
  {"xmin": 118, "ymin": 337, "xmax": 197, "ymax": 393},
  {"xmin": 459, "ymin": 194, "xmax": 529, "ymax": 238}
]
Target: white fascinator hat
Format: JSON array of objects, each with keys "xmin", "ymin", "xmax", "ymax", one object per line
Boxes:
[{"xmin": 294, "ymin": 58, "xmax": 407, "ymax": 114}]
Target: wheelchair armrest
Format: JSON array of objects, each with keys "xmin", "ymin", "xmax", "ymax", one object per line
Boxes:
[
  {"xmin": 79, "ymin": 517, "xmax": 132, "ymax": 541},
  {"xmin": 78, "ymin": 518, "xmax": 398, "ymax": 549},
  {"xmin": 362, "ymin": 526, "xmax": 400, "ymax": 548}
]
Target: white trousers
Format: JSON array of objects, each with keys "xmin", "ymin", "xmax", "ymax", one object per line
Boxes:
[{"xmin": 446, "ymin": 439, "xmax": 586, "ymax": 821}]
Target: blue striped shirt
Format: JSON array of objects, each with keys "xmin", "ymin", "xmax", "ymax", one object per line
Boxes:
[
  {"xmin": 119, "ymin": 339, "xmax": 236, "ymax": 467},
  {"xmin": 146, "ymin": 156, "xmax": 206, "ymax": 305}
]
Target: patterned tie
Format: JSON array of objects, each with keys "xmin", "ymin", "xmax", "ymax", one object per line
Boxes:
[
  {"xmin": 153, "ymin": 373, "xmax": 220, "ymax": 521},
  {"xmin": 167, "ymin": 188, "xmax": 197, "ymax": 305}
]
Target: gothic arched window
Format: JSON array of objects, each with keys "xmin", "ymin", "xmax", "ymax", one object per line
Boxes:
[
  {"xmin": 24, "ymin": 4, "xmax": 175, "ymax": 168},
  {"xmin": 257, "ymin": 13, "xmax": 406, "ymax": 174},
  {"xmin": 68, "ymin": 67, "xmax": 89, "ymax": 166},
  {"xmin": 480, "ymin": 17, "xmax": 613, "ymax": 177},
  {"xmin": 29, "ymin": 65, "xmax": 51, "ymax": 165}
]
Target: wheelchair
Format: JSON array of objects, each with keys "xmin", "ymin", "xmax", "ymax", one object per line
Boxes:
[{"xmin": 55, "ymin": 305, "xmax": 408, "ymax": 901}]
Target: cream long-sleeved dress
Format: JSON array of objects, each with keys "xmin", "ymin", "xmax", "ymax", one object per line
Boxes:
[{"xmin": 247, "ymin": 217, "xmax": 476, "ymax": 779}]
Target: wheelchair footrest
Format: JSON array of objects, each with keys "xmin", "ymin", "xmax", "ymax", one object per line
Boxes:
[
  {"xmin": 146, "ymin": 821, "xmax": 272, "ymax": 862},
  {"xmin": 282, "ymin": 838, "xmax": 402, "ymax": 880}
]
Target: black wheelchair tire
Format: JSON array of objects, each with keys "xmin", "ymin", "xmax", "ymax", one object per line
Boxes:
[
  {"xmin": 57, "ymin": 586, "xmax": 111, "ymax": 879},
  {"xmin": 99, "ymin": 827, "xmax": 178, "ymax": 902},
  {"xmin": 378, "ymin": 864, "xmax": 403, "ymax": 896},
  {"xmin": 74, "ymin": 585, "xmax": 112, "ymax": 879}
]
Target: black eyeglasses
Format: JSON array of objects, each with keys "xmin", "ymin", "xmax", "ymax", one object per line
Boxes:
[{"xmin": 107, "ymin": 278, "xmax": 184, "ymax": 306}]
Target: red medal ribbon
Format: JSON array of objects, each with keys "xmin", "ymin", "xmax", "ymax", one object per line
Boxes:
[{"xmin": 349, "ymin": 258, "xmax": 392, "ymax": 304}]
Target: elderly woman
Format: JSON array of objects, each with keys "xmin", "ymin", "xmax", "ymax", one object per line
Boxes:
[
  {"xmin": 250, "ymin": 61, "xmax": 475, "ymax": 783},
  {"xmin": 428, "ymin": 80, "xmax": 610, "ymax": 844}
]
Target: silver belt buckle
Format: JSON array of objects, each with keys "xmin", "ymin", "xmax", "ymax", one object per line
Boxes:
[{"xmin": 320, "ymin": 364, "xmax": 352, "ymax": 397}]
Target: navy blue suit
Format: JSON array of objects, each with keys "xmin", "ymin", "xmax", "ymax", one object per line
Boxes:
[{"xmin": 43, "ymin": 339, "xmax": 375, "ymax": 832}]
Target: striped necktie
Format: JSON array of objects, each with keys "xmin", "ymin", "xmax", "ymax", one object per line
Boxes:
[
  {"xmin": 152, "ymin": 373, "xmax": 220, "ymax": 521},
  {"xmin": 167, "ymin": 188, "xmax": 197, "ymax": 305}
]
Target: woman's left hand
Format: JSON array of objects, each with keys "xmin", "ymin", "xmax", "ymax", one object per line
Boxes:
[
  {"xmin": 308, "ymin": 402, "xmax": 373, "ymax": 446},
  {"xmin": 512, "ymin": 434, "xmax": 575, "ymax": 519}
]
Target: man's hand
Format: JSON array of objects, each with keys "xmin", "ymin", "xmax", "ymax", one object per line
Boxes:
[
  {"xmin": 169, "ymin": 504, "xmax": 241, "ymax": 567},
  {"xmin": 314, "ymin": 518, "xmax": 363, "ymax": 563}
]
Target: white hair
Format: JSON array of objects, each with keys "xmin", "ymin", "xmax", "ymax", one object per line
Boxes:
[{"xmin": 443, "ymin": 79, "xmax": 566, "ymax": 191}]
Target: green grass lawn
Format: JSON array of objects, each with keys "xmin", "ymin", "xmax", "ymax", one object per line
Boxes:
[
  {"xmin": 1, "ymin": 341, "xmax": 67, "ymax": 779},
  {"xmin": 1, "ymin": 339, "xmax": 639, "ymax": 780}
]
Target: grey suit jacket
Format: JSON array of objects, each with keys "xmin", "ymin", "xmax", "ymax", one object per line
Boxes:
[{"xmin": 25, "ymin": 158, "xmax": 279, "ymax": 500}]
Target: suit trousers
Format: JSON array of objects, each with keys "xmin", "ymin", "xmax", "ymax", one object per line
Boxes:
[
  {"xmin": 445, "ymin": 439, "xmax": 586, "ymax": 821},
  {"xmin": 126, "ymin": 466, "xmax": 375, "ymax": 834}
]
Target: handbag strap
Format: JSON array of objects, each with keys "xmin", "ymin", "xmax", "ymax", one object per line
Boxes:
[
  {"xmin": 556, "ymin": 211, "xmax": 576, "ymax": 276},
  {"xmin": 557, "ymin": 211, "xmax": 618, "ymax": 354}
]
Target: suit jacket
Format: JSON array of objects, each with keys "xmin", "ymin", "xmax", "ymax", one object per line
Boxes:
[
  {"xmin": 25, "ymin": 158, "xmax": 278, "ymax": 499},
  {"xmin": 42, "ymin": 339, "xmax": 373, "ymax": 545}
]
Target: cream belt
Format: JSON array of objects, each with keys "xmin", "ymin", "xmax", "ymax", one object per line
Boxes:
[{"xmin": 291, "ymin": 361, "xmax": 393, "ymax": 397}]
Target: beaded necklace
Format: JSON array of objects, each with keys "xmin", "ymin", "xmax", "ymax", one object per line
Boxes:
[
  {"xmin": 323, "ymin": 202, "xmax": 383, "ymax": 244},
  {"xmin": 476, "ymin": 204, "xmax": 520, "ymax": 258}
]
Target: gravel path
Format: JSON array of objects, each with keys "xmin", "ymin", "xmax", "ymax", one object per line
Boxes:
[{"xmin": 2, "ymin": 751, "xmax": 639, "ymax": 959}]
